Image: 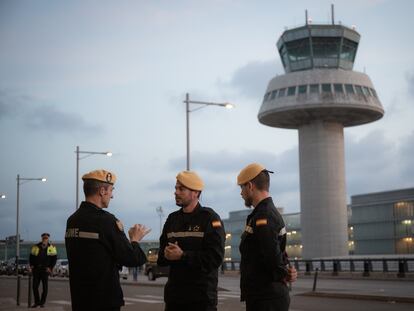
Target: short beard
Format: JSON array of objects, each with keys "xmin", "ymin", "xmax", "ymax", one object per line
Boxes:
[{"xmin": 244, "ymin": 197, "xmax": 253, "ymax": 208}]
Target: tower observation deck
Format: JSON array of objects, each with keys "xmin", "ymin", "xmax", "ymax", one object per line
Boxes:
[{"xmin": 258, "ymin": 18, "xmax": 384, "ymax": 259}]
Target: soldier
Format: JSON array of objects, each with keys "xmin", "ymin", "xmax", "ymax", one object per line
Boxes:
[
  {"xmin": 29, "ymin": 233, "xmax": 57, "ymax": 308},
  {"xmin": 157, "ymin": 171, "xmax": 225, "ymax": 311},
  {"xmin": 65, "ymin": 169, "xmax": 150, "ymax": 311},
  {"xmin": 237, "ymin": 163, "xmax": 297, "ymax": 311}
]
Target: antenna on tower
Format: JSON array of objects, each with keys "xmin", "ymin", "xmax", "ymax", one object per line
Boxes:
[
  {"xmin": 305, "ymin": 9, "xmax": 308, "ymax": 25},
  {"xmin": 331, "ymin": 4, "xmax": 335, "ymax": 25}
]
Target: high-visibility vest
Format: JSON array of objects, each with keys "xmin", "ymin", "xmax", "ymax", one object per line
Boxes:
[{"xmin": 31, "ymin": 244, "xmax": 57, "ymax": 256}]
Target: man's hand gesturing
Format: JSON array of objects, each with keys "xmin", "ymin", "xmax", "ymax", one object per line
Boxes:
[{"xmin": 128, "ymin": 224, "xmax": 151, "ymax": 242}]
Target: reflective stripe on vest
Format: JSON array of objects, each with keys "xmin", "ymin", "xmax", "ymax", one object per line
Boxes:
[{"xmin": 31, "ymin": 245, "xmax": 40, "ymax": 256}]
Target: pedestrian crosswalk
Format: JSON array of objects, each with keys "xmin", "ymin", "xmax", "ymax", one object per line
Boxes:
[{"xmin": 48, "ymin": 291, "xmax": 241, "ymax": 307}]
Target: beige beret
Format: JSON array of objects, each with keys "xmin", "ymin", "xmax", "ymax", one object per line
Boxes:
[
  {"xmin": 82, "ymin": 169, "xmax": 116, "ymax": 185},
  {"xmin": 237, "ymin": 163, "xmax": 270, "ymax": 185},
  {"xmin": 176, "ymin": 171, "xmax": 204, "ymax": 191}
]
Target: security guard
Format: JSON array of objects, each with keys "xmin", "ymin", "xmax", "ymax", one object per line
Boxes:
[
  {"xmin": 157, "ymin": 171, "xmax": 225, "ymax": 311},
  {"xmin": 237, "ymin": 163, "xmax": 297, "ymax": 311},
  {"xmin": 29, "ymin": 233, "xmax": 57, "ymax": 308},
  {"xmin": 65, "ymin": 169, "xmax": 150, "ymax": 311}
]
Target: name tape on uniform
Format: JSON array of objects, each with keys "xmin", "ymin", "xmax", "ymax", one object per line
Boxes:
[
  {"xmin": 167, "ymin": 231, "xmax": 205, "ymax": 239},
  {"xmin": 65, "ymin": 228, "xmax": 99, "ymax": 240}
]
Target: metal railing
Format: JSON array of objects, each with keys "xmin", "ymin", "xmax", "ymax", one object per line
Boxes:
[{"xmin": 221, "ymin": 257, "xmax": 414, "ymax": 277}]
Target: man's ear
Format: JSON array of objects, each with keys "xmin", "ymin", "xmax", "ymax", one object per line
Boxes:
[{"xmin": 99, "ymin": 186, "xmax": 105, "ymax": 196}]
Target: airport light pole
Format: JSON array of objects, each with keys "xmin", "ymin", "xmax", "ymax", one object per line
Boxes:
[
  {"xmin": 15, "ymin": 175, "xmax": 46, "ymax": 305},
  {"xmin": 75, "ymin": 146, "xmax": 112, "ymax": 209},
  {"xmin": 184, "ymin": 93, "xmax": 234, "ymax": 170}
]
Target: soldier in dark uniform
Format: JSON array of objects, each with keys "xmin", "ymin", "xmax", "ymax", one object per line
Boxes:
[
  {"xmin": 157, "ymin": 170, "xmax": 225, "ymax": 311},
  {"xmin": 237, "ymin": 163, "xmax": 297, "ymax": 311},
  {"xmin": 65, "ymin": 169, "xmax": 150, "ymax": 311},
  {"xmin": 29, "ymin": 233, "xmax": 57, "ymax": 308}
]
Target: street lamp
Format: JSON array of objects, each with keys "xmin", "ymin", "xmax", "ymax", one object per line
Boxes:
[
  {"xmin": 75, "ymin": 146, "xmax": 112, "ymax": 209},
  {"xmin": 184, "ymin": 93, "xmax": 234, "ymax": 170},
  {"xmin": 156, "ymin": 206, "xmax": 164, "ymax": 235},
  {"xmin": 15, "ymin": 174, "xmax": 46, "ymax": 305}
]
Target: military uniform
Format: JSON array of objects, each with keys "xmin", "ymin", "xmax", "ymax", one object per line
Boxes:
[
  {"xmin": 239, "ymin": 197, "xmax": 289, "ymax": 311},
  {"xmin": 29, "ymin": 238, "xmax": 57, "ymax": 307},
  {"xmin": 157, "ymin": 203, "xmax": 225, "ymax": 310},
  {"xmin": 66, "ymin": 196, "xmax": 147, "ymax": 311}
]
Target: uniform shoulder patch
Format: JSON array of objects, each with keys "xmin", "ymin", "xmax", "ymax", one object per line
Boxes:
[
  {"xmin": 255, "ymin": 218, "xmax": 268, "ymax": 226},
  {"xmin": 212, "ymin": 220, "xmax": 222, "ymax": 228},
  {"xmin": 116, "ymin": 220, "xmax": 124, "ymax": 232}
]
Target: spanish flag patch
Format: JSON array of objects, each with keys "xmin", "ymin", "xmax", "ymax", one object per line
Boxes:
[
  {"xmin": 212, "ymin": 220, "xmax": 222, "ymax": 228},
  {"xmin": 256, "ymin": 218, "xmax": 268, "ymax": 226}
]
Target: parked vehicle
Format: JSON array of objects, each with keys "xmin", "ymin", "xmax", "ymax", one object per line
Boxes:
[
  {"xmin": 144, "ymin": 248, "xmax": 169, "ymax": 281},
  {"xmin": 53, "ymin": 259, "xmax": 69, "ymax": 277},
  {"xmin": 0, "ymin": 261, "xmax": 8, "ymax": 275},
  {"xmin": 6, "ymin": 258, "xmax": 30, "ymax": 275}
]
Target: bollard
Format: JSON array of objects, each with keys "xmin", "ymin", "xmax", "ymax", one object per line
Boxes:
[
  {"xmin": 332, "ymin": 261, "xmax": 338, "ymax": 276},
  {"xmin": 382, "ymin": 259, "xmax": 388, "ymax": 273},
  {"xmin": 397, "ymin": 259, "xmax": 407, "ymax": 278},
  {"xmin": 17, "ymin": 274, "xmax": 21, "ymax": 306},
  {"xmin": 350, "ymin": 259, "xmax": 355, "ymax": 272},
  {"xmin": 363, "ymin": 260, "xmax": 370, "ymax": 277},
  {"xmin": 28, "ymin": 274, "xmax": 32, "ymax": 308},
  {"xmin": 312, "ymin": 268, "xmax": 319, "ymax": 291},
  {"xmin": 305, "ymin": 261, "xmax": 311, "ymax": 275}
]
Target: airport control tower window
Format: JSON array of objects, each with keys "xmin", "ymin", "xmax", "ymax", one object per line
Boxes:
[
  {"xmin": 298, "ymin": 85, "xmax": 307, "ymax": 94},
  {"xmin": 334, "ymin": 84, "xmax": 344, "ymax": 93},
  {"xmin": 285, "ymin": 38, "xmax": 311, "ymax": 62},
  {"xmin": 355, "ymin": 85, "xmax": 363, "ymax": 95},
  {"xmin": 322, "ymin": 83, "xmax": 332, "ymax": 93},
  {"xmin": 370, "ymin": 88, "xmax": 378, "ymax": 98},
  {"xmin": 279, "ymin": 45, "xmax": 289, "ymax": 69},
  {"xmin": 345, "ymin": 84, "xmax": 355, "ymax": 94},
  {"xmin": 270, "ymin": 90, "xmax": 278, "ymax": 100},
  {"xmin": 278, "ymin": 88, "xmax": 286, "ymax": 97},
  {"xmin": 312, "ymin": 37, "xmax": 341, "ymax": 59},
  {"xmin": 340, "ymin": 38, "xmax": 358, "ymax": 62},
  {"xmin": 309, "ymin": 84, "xmax": 319, "ymax": 94},
  {"xmin": 287, "ymin": 86, "xmax": 296, "ymax": 96}
]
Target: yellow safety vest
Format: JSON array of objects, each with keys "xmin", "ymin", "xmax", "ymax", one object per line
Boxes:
[{"xmin": 31, "ymin": 244, "xmax": 57, "ymax": 256}]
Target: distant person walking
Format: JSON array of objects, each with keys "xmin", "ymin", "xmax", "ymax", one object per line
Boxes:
[
  {"xmin": 158, "ymin": 170, "xmax": 225, "ymax": 311},
  {"xmin": 237, "ymin": 163, "xmax": 297, "ymax": 311},
  {"xmin": 65, "ymin": 169, "xmax": 150, "ymax": 311},
  {"xmin": 29, "ymin": 233, "xmax": 57, "ymax": 308}
]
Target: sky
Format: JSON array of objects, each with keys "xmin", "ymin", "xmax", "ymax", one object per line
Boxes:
[{"xmin": 1, "ymin": 0, "xmax": 413, "ymax": 243}]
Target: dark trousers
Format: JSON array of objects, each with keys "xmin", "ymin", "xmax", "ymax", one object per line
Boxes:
[
  {"xmin": 32, "ymin": 268, "xmax": 49, "ymax": 305},
  {"xmin": 246, "ymin": 295, "xmax": 290, "ymax": 311},
  {"xmin": 165, "ymin": 302, "xmax": 217, "ymax": 311}
]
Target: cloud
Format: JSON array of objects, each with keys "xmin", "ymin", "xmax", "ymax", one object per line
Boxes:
[
  {"xmin": 0, "ymin": 90, "xmax": 103, "ymax": 134},
  {"xmin": 220, "ymin": 60, "xmax": 283, "ymax": 99}
]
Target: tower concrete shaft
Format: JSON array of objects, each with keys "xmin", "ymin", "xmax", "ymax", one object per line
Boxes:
[{"xmin": 299, "ymin": 121, "xmax": 348, "ymax": 258}]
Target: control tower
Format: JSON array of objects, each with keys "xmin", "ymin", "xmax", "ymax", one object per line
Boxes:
[{"xmin": 258, "ymin": 11, "xmax": 384, "ymax": 259}]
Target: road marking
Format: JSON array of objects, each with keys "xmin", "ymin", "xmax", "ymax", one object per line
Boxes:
[
  {"xmin": 135, "ymin": 294, "xmax": 164, "ymax": 299},
  {"xmin": 50, "ymin": 300, "xmax": 71, "ymax": 305},
  {"xmin": 218, "ymin": 293, "xmax": 240, "ymax": 298},
  {"xmin": 124, "ymin": 297, "xmax": 163, "ymax": 304}
]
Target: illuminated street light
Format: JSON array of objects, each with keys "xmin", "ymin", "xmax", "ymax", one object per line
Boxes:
[
  {"xmin": 15, "ymin": 175, "xmax": 46, "ymax": 305},
  {"xmin": 184, "ymin": 93, "xmax": 234, "ymax": 170},
  {"xmin": 75, "ymin": 146, "xmax": 112, "ymax": 209},
  {"xmin": 1, "ymin": 194, "xmax": 6, "ymax": 199}
]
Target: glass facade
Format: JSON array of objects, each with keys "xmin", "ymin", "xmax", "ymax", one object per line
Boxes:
[{"xmin": 221, "ymin": 188, "xmax": 414, "ymax": 260}]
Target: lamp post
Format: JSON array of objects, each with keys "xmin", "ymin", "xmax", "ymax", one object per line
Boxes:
[
  {"xmin": 184, "ymin": 93, "xmax": 234, "ymax": 170},
  {"xmin": 156, "ymin": 206, "xmax": 164, "ymax": 235},
  {"xmin": 75, "ymin": 146, "xmax": 112, "ymax": 209},
  {"xmin": 15, "ymin": 175, "xmax": 46, "ymax": 305}
]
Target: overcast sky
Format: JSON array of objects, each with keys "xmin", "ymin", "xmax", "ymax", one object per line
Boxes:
[{"xmin": 1, "ymin": 0, "xmax": 413, "ymax": 243}]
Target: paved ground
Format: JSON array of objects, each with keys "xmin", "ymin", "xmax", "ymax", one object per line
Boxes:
[{"xmin": 1, "ymin": 273, "xmax": 414, "ymax": 310}]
